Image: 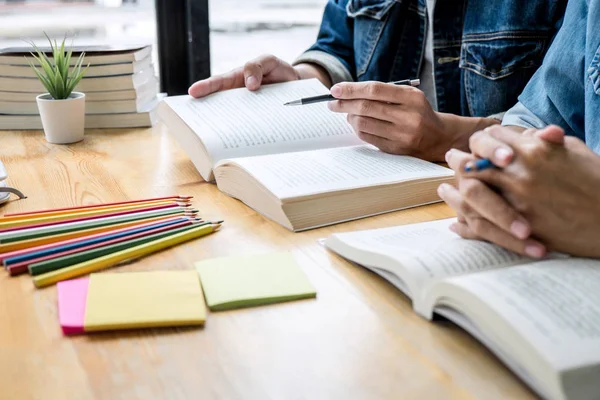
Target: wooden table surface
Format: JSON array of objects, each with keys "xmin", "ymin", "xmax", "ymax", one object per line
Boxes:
[{"xmin": 0, "ymin": 126, "xmax": 535, "ymax": 400}]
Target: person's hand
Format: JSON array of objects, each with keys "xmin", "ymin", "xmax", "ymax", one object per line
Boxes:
[
  {"xmin": 443, "ymin": 125, "xmax": 600, "ymax": 258},
  {"xmin": 326, "ymin": 81, "xmax": 498, "ymax": 161},
  {"xmin": 188, "ymin": 55, "xmax": 331, "ymax": 98},
  {"xmin": 189, "ymin": 55, "xmax": 300, "ymax": 98},
  {"xmin": 439, "ymin": 146, "xmax": 546, "ymax": 258},
  {"xmin": 438, "ymin": 125, "xmax": 565, "ymax": 258}
]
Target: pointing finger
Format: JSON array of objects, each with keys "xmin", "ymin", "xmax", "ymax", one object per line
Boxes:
[{"xmin": 330, "ymin": 81, "xmax": 424, "ymax": 105}]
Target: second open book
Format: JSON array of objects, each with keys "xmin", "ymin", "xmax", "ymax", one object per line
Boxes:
[
  {"xmin": 158, "ymin": 79, "xmax": 454, "ymax": 231},
  {"xmin": 326, "ymin": 218, "xmax": 600, "ymax": 400}
]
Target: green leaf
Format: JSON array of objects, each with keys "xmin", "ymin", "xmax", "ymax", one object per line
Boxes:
[
  {"xmin": 27, "ymin": 33, "xmax": 87, "ymax": 99},
  {"xmin": 67, "ymin": 63, "xmax": 88, "ymax": 94},
  {"xmin": 29, "ymin": 64, "xmax": 56, "ymax": 97},
  {"xmin": 66, "ymin": 52, "xmax": 87, "ymax": 95}
]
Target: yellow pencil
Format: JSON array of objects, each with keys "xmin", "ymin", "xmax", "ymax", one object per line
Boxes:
[
  {"xmin": 0, "ymin": 215, "xmax": 185, "ymax": 254},
  {"xmin": 0, "ymin": 201, "xmax": 189, "ymax": 229},
  {"xmin": 0, "ymin": 199, "xmax": 191, "ymax": 223},
  {"xmin": 33, "ymin": 223, "xmax": 222, "ymax": 288}
]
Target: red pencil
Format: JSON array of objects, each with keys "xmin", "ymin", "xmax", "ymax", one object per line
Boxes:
[
  {"xmin": 3, "ymin": 195, "xmax": 193, "ymax": 217},
  {"xmin": 0, "ymin": 216, "xmax": 188, "ymax": 264},
  {"xmin": 0, "ymin": 203, "xmax": 189, "ymax": 234},
  {"xmin": 7, "ymin": 219, "xmax": 197, "ymax": 276}
]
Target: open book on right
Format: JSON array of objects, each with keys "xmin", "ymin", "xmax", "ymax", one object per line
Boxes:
[{"xmin": 325, "ymin": 218, "xmax": 600, "ymax": 400}]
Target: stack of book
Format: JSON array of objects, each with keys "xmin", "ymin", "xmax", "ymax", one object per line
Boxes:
[{"xmin": 0, "ymin": 44, "xmax": 160, "ymax": 129}]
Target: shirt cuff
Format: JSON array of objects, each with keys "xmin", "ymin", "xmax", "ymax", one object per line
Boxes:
[
  {"xmin": 293, "ymin": 50, "xmax": 353, "ymax": 85},
  {"xmin": 487, "ymin": 112, "xmax": 506, "ymax": 121},
  {"xmin": 502, "ymin": 102, "xmax": 548, "ymax": 129}
]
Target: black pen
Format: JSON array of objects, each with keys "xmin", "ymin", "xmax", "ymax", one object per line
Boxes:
[{"xmin": 283, "ymin": 79, "xmax": 421, "ymax": 106}]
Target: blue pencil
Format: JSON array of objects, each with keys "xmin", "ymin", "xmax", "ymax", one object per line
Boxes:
[
  {"xmin": 465, "ymin": 158, "xmax": 495, "ymax": 172},
  {"xmin": 2, "ymin": 217, "xmax": 188, "ymax": 267}
]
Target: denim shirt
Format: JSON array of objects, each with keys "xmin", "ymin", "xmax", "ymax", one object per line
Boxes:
[
  {"xmin": 503, "ymin": 0, "xmax": 600, "ymax": 153},
  {"xmin": 295, "ymin": 0, "xmax": 567, "ymax": 118}
]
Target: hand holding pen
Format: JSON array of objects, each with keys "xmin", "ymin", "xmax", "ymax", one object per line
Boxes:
[
  {"xmin": 438, "ymin": 125, "xmax": 568, "ymax": 259},
  {"xmin": 284, "ymin": 79, "xmax": 421, "ymax": 106},
  {"xmin": 463, "ymin": 125, "xmax": 565, "ymax": 172},
  {"xmin": 306, "ymin": 79, "xmax": 468, "ymax": 160}
]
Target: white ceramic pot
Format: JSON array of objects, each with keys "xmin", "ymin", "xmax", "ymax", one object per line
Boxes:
[{"xmin": 36, "ymin": 92, "xmax": 86, "ymax": 144}]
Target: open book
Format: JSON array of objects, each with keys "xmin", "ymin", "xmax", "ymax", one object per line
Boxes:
[
  {"xmin": 158, "ymin": 79, "xmax": 454, "ymax": 231},
  {"xmin": 325, "ymin": 218, "xmax": 600, "ymax": 400}
]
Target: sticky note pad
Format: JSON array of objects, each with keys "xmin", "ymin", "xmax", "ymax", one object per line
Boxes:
[
  {"xmin": 57, "ymin": 277, "xmax": 89, "ymax": 335},
  {"xmin": 195, "ymin": 252, "xmax": 317, "ymax": 311},
  {"xmin": 84, "ymin": 270, "xmax": 206, "ymax": 332}
]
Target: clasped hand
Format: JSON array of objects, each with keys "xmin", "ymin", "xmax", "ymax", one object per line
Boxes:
[{"xmin": 439, "ymin": 125, "xmax": 600, "ymax": 258}]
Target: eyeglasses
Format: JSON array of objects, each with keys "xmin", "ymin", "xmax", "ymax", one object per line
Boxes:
[{"xmin": 0, "ymin": 160, "xmax": 26, "ymax": 205}]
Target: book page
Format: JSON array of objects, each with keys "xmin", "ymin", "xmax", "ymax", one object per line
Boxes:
[
  {"xmin": 162, "ymin": 79, "xmax": 363, "ymax": 164},
  {"xmin": 220, "ymin": 145, "xmax": 454, "ymax": 198},
  {"xmin": 442, "ymin": 259, "xmax": 600, "ymax": 371},
  {"xmin": 328, "ymin": 218, "xmax": 528, "ymax": 293}
]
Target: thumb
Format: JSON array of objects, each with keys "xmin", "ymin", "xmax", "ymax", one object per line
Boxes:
[{"xmin": 535, "ymin": 125, "xmax": 565, "ymax": 145}]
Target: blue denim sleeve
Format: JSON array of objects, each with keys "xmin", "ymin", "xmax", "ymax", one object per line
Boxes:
[
  {"xmin": 294, "ymin": 0, "xmax": 355, "ymax": 84},
  {"xmin": 502, "ymin": 102, "xmax": 548, "ymax": 129},
  {"xmin": 514, "ymin": 0, "xmax": 586, "ymax": 140}
]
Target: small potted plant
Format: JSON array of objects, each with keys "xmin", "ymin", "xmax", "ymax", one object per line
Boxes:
[{"xmin": 28, "ymin": 36, "xmax": 88, "ymax": 144}]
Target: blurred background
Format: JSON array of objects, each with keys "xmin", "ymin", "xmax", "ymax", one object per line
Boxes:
[{"xmin": 0, "ymin": 0, "xmax": 327, "ymax": 78}]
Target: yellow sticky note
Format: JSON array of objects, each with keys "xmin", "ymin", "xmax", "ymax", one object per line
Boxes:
[
  {"xmin": 195, "ymin": 252, "xmax": 317, "ymax": 311},
  {"xmin": 84, "ymin": 271, "xmax": 206, "ymax": 332}
]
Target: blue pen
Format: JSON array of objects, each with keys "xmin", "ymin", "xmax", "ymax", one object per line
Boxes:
[{"xmin": 464, "ymin": 158, "xmax": 495, "ymax": 172}]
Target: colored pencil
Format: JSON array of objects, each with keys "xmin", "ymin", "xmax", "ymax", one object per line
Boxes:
[
  {"xmin": 33, "ymin": 223, "xmax": 222, "ymax": 288},
  {"xmin": 0, "ymin": 202, "xmax": 186, "ymax": 231},
  {"xmin": 0, "ymin": 208, "xmax": 195, "ymax": 243},
  {"xmin": 27, "ymin": 222, "xmax": 210, "ymax": 276},
  {"xmin": 3, "ymin": 195, "xmax": 193, "ymax": 217},
  {"xmin": 0, "ymin": 216, "xmax": 189, "ymax": 264},
  {"xmin": 0, "ymin": 215, "xmax": 181, "ymax": 254},
  {"xmin": 4, "ymin": 217, "xmax": 189, "ymax": 269},
  {"xmin": 9, "ymin": 220, "xmax": 201, "ymax": 276},
  {"xmin": 0, "ymin": 200, "xmax": 190, "ymax": 226}
]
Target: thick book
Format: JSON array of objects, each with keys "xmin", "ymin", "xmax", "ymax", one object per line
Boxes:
[
  {"xmin": 158, "ymin": 79, "xmax": 455, "ymax": 231},
  {"xmin": 0, "ymin": 97, "xmax": 159, "ymax": 129},
  {"xmin": 0, "ymin": 77, "xmax": 159, "ymax": 102},
  {"xmin": 0, "ymin": 55, "xmax": 152, "ymax": 78},
  {"xmin": 0, "ymin": 90, "xmax": 157, "ymax": 115},
  {"xmin": 325, "ymin": 218, "xmax": 600, "ymax": 400},
  {"xmin": 0, "ymin": 67, "xmax": 155, "ymax": 93},
  {"xmin": 0, "ymin": 44, "xmax": 151, "ymax": 66}
]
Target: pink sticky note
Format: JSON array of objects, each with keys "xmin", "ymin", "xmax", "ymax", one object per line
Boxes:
[{"xmin": 57, "ymin": 278, "xmax": 89, "ymax": 335}]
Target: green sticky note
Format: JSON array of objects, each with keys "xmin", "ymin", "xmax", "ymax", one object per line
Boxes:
[{"xmin": 195, "ymin": 252, "xmax": 317, "ymax": 311}]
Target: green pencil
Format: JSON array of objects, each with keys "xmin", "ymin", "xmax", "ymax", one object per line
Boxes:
[
  {"xmin": 29, "ymin": 222, "xmax": 210, "ymax": 276},
  {"xmin": 0, "ymin": 208, "xmax": 195, "ymax": 244}
]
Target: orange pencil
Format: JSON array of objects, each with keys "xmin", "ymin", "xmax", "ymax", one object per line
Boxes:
[
  {"xmin": 0, "ymin": 199, "xmax": 190, "ymax": 223},
  {"xmin": 3, "ymin": 195, "xmax": 193, "ymax": 217},
  {"xmin": 0, "ymin": 203, "xmax": 190, "ymax": 233},
  {"xmin": 0, "ymin": 201, "xmax": 188, "ymax": 229}
]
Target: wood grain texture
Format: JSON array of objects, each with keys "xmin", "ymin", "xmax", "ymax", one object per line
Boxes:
[{"xmin": 0, "ymin": 126, "xmax": 536, "ymax": 400}]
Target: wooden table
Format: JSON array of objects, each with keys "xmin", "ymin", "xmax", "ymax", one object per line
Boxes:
[{"xmin": 0, "ymin": 126, "xmax": 535, "ymax": 400}]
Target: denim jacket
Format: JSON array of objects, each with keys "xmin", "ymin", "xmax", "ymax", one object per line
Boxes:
[
  {"xmin": 295, "ymin": 0, "xmax": 567, "ymax": 118},
  {"xmin": 503, "ymin": 0, "xmax": 600, "ymax": 153}
]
